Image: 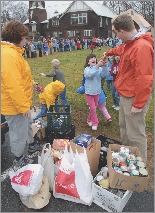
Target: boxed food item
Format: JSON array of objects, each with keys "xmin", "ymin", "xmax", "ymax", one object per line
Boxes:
[
  {"xmin": 107, "ymin": 144, "xmax": 149, "ymax": 192},
  {"xmin": 53, "ymin": 139, "xmax": 70, "ymax": 150},
  {"xmin": 70, "ymin": 136, "xmax": 101, "ymax": 176},
  {"xmin": 75, "ymin": 134, "xmax": 92, "ymax": 148},
  {"xmin": 92, "ymin": 173, "xmax": 133, "ymax": 212}
]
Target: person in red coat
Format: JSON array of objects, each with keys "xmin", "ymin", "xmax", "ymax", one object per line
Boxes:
[{"xmin": 76, "ymin": 39, "xmax": 81, "ymax": 50}]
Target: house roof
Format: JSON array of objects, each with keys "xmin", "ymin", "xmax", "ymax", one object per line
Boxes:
[
  {"xmin": 46, "ymin": 2, "xmax": 72, "ymax": 19},
  {"xmin": 40, "ymin": 20, "xmax": 49, "ymax": 24},
  {"xmin": 59, "ymin": 1, "xmax": 116, "ymax": 19},
  {"xmin": 84, "ymin": 1, "xmax": 117, "ymax": 18}
]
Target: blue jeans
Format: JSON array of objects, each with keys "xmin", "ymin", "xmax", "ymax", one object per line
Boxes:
[
  {"xmin": 112, "ymin": 82, "xmax": 120, "ymax": 107},
  {"xmin": 106, "ymin": 80, "xmax": 112, "ymax": 90},
  {"xmin": 50, "ymin": 48, "xmax": 52, "ymax": 54},
  {"xmin": 55, "ymin": 88, "xmax": 68, "ymax": 112},
  {"xmin": 34, "ymin": 104, "xmax": 47, "ymax": 120}
]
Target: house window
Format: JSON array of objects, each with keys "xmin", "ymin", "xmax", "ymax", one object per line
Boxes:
[
  {"xmin": 84, "ymin": 30, "xmax": 92, "ymax": 37},
  {"xmin": 52, "ymin": 19, "xmax": 59, "ymax": 25},
  {"xmin": 71, "ymin": 13, "xmax": 87, "ymax": 24},
  {"xmin": 53, "ymin": 32, "xmax": 58, "ymax": 37},
  {"xmin": 106, "ymin": 18, "xmax": 108, "ymax": 25},
  {"xmin": 67, "ymin": 31, "xmax": 75, "ymax": 37},
  {"xmin": 47, "ymin": 22, "xmax": 49, "ymax": 28}
]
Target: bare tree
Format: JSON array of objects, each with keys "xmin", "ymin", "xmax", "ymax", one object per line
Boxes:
[{"xmin": 1, "ymin": 1, "xmax": 29, "ymax": 29}]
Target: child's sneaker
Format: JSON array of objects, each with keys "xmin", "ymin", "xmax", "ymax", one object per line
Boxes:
[
  {"xmin": 13, "ymin": 155, "xmax": 34, "ymax": 170},
  {"xmin": 107, "ymin": 118, "xmax": 112, "ymax": 123},
  {"xmin": 87, "ymin": 121, "xmax": 92, "ymax": 127},
  {"xmin": 28, "ymin": 141, "xmax": 44, "ymax": 153},
  {"xmin": 112, "ymin": 105, "xmax": 116, "ymax": 108},
  {"xmin": 114, "ymin": 106, "xmax": 120, "ymax": 110},
  {"xmin": 92, "ymin": 126, "xmax": 97, "ymax": 130}
]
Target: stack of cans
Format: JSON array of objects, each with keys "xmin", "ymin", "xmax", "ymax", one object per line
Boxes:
[{"xmin": 111, "ymin": 146, "xmax": 148, "ymax": 177}]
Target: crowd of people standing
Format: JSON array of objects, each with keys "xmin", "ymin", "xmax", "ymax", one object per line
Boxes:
[{"xmin": 23, "ymin": 36, "xmax": 122, "ymax": 58}]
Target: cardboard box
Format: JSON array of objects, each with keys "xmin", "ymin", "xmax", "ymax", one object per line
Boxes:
[
  {"xmin": 111, "ymin": 9, "xmax": 153, "ymax": 36},
  {"xmin": 75, "ymin": 134, "xmax": 92, "ymax": 148},
  {"xmin": 92, "ymin": 174, "xmax": 133, "ymax": 212},
  {"xmin": 32, "ymin": 125, "xmax": 46, "ymax": 140},
  {"xmin": 69, "ymin": 136, "xmax": 101, "ymax": 176},
  {"xmin": 107, "ymin": 144, "xmax": 149, "ymax": 192}
]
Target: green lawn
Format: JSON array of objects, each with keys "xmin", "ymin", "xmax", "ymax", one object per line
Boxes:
[{"xmin": 26, "ymin": 47, "xmax": 154, "ymax": 136}]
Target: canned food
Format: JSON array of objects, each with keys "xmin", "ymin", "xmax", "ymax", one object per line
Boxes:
[
  {"xmin": 139, "ymin": 168, "xmax": 148, "ymax": 177},
  {"xmin": 119, "ymin": 153, "xmax": 127, "ymax": 162},
  {"xmin": 128, "ymin": 164, "xmax": 136, "ymax": 171},
  {"xmin": 126, "ymin": 154, "xmax": 136, "ymax": 166},
  {"xmin": 136, "ymin": 156, "xmax": 143, "ymax": 162},
  {"xmin": 136, "ymin": 161, "xmax": 145, "ymax": 170},
  {"xmin": 119, "ymin": 146, "xmax": 130, "ymax": 154},
  {"xmin": 123, "ymin": 172, "xmax": 130, "ymax": 176},
  {"xmin": 130, "ymin": 169, "xmax": 139, "ymax": 176},
  {"xmin": 120, "ymin": 162, "xmax": 128, "ymax": 172},
  {"xmin": 112, "ymin": 152, "xmax": 120, "ymax": 158},
  {"xmin": 112, "ymin": 157, "xmax": 120, "ymax": 167}
]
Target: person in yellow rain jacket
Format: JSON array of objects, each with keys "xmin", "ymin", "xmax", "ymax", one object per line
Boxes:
[
  {"xmin": 1, "ymin": 21, "xmax": 44, "ymax": 169},
  {"xmin": 33, "ymin": 80, "xmax": 65, "ymax": 120}
]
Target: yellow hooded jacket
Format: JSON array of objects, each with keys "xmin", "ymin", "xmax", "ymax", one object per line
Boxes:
[
  {"xmin": 39, "ymin": 80, "xmax": 65, "ymax": 108},
  {"xmin": 1, "ymin": 42, "xmax": 33, "ymax": 115}
]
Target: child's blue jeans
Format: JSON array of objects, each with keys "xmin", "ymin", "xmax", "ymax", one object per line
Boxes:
[
  {"xmin": 55, "ymin": 88, "xmax": 68, "ymax": 112},
  {"xmin": 112, "ymin": 82, "xmax": 120, "ymax": 107}
]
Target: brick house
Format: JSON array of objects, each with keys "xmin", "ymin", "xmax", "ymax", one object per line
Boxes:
[{"xmin": 24, "ymin": 1, "xmax": 116, "ymax": 39}]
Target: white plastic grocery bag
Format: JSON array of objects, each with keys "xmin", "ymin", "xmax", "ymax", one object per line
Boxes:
[
  {"xmin": 41, "ymin": 143, "xmax": 54, "ymax": 191},
  {"xmin": 9, "ymin": 164, "xmax": 44, "ymax": 196},
  {"xmin": 53, "ymin": 146, "xmax": 93, "ymax": 206}
]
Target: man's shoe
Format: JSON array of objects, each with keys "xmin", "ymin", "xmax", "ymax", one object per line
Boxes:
[
  {"xmin": 28, "ymin": 141, "xmax": 44, "ymax": 153},
  {"xmin": 13, "ymin": 155, "xmax": 34, "ymax": 170},
  {"xmin": 87, "ymin": 122, "xmax": 92, "ymax": 127},
  {"xmin": 92, "ymin": 126, "xmax": 97, "ymax": 130}
]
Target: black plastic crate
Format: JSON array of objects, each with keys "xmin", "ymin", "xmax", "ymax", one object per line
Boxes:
[
  {"xmin": 96, "ymin": 134, "xmax": 122, "ymax": 169},
  {"xmin": 47, "ymin": 105, "xmax": 71, "ymax": 131},
  {"xmin": 45, "ymin": 124, "xmax": 75, "ymax": 144}
]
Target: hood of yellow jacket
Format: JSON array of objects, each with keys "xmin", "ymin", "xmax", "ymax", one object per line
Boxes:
[
  {"xmin": 1, "ymin": 41, "xmax": 25, "ymax": 54},
  {"xmin": 51, "ymin": 80, "xmax": 65, "ymax": 95}
]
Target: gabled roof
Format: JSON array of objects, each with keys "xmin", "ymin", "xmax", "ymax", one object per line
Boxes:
[
  {"xmin": 40, "ymin": 20, "xmax": 49, "ymax": 24},
  {"xmin": 84, "ymin": 1, "xmax": 117, "ymax": 18},
  {"xmin": 46, "ymin": 2, "xmax": 72, "ymax": 19},
  {"xmin": 59, "ymin": 1, "xmax": 116, "ymax": 19}
]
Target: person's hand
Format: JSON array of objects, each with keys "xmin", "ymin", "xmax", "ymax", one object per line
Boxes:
[
  {"xmin": 23, "ymin": 110, "xmax": 31, "ymax": 118},
  {"xmin": 97, "ymin": 59, "xmax": 106, "ymax": 67},
  {"xmin": 40, "ymin": 73, "xmax": 46, "ymax": 76},
  {"xmin": 131, "ymin": 106, "xmax": 142, "ymax": 115},
  {"xmin": 101, "ymin": 52, "xmax": 107, "ymax": 60}
]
